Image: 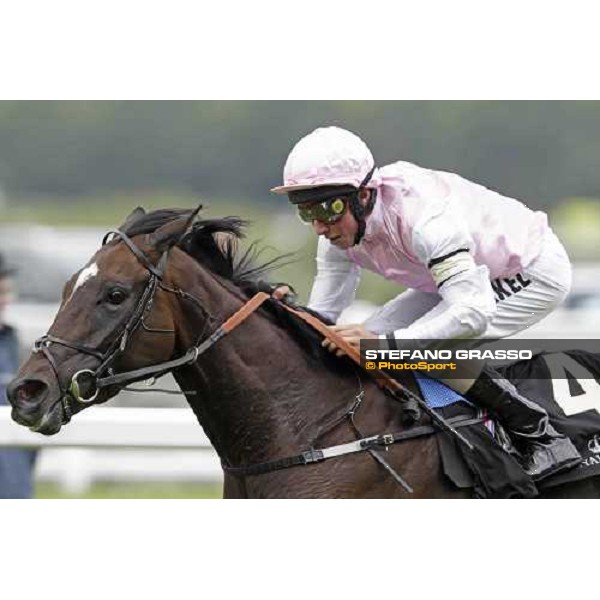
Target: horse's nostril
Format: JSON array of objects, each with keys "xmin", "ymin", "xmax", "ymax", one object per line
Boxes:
[
  {"xmin": 7, "ymin": 378, "xmax": 48, "ymax": 406},
  {"xmin": 21, "ymin": 381, "xmax": 45, "ymax": 399}
]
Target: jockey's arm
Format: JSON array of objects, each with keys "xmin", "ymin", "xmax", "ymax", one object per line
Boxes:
[
  {"xmin": 382, "ymin": 210, "xmax": 497, "ymax": 342},
  {"xmin": 381, "ymin": 263, "xmax": 497, "ymax": 341},
  {"xmin": 307, "ymin": 236, "xmax": 361, "ymax": 323}
]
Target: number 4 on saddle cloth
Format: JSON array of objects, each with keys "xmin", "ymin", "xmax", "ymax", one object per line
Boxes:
[{"xmin": 414, "ymin": 350, "xmax": 600, "ymax": 498}]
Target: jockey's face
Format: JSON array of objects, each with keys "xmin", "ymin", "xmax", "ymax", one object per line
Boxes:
[
  {"xmin": 311, "ymin": 206, "xmax": 357, "ymax": 248},
  {"xmin": 309, "ymin": 189, "xmax": 370, "ymax": 249}
]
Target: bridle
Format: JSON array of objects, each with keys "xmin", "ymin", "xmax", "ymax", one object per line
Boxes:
[
  {"xmin": 34, "ymin": 230, "xmax": 174, "ymax": 420},
  {"xmin": 34, "ymin": 229, "xmax": 275, "ymax": 423}
]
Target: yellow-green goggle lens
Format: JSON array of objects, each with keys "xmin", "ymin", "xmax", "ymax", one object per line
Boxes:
[
  {"xmin": 298, "ymin": 198, "xmax": 348, "ymax": 224},
  {"xmin": 330, "ymin": 198, "xmax": 345, "ymax": 215}
]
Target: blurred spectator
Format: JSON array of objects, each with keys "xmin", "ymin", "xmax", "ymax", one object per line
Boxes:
[{"xmin": 0, "ymin": 253, "xmax": 37, "ymax": 498}]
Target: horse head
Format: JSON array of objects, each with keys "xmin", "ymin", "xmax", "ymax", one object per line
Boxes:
[{"xmin": 6, "ymin": 207, "xmax": 197, "ymax": 435}]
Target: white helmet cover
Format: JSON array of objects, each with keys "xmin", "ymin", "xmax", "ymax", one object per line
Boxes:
[{"xmin": 271, "ymin": 126, "xmax": 378, "ymax": 194}]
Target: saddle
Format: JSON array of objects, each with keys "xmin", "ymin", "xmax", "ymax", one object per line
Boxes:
[
  {"xmin": 417, "ymin": 351, "xmax": 600, "ymax": 498},
  {"xmin": 413, "ymin": 374, "xmax": 537, "ymax": 498}
]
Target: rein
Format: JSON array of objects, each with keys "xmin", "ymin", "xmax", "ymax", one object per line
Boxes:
[
  {"xmin": 96, "ymin": 291, "xmax": 272, "ymax": 388},
  {"xmin": 279, "ymin": 303, "xmax": 474, "ymax": 450}
]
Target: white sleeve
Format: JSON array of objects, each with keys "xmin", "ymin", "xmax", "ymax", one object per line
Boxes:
[
  {"xmin": 380, "ymin": 206, "xmax": 497, "ymax": 340},
  {"xmin": 383, "ymin": 265, "xmax": 497, "ymax": 340},
  {"xmin": 307, "ymin": 236, "xmax": 361, "ymax": 323},
  {"xmin": 364, "ymin": 289, "xmax": 440, "ymax": 335},
  {"xmin": 411, "ymin": 201, "xmax": 473, "ymax": 275}
]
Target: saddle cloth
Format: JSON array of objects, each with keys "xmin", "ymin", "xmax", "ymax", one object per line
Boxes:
[
  {"xmin": 500, "ymin": 350, "xmax": 600, "ymax": 490},
  {"xmin": 412, "ymin": 373, "xmax": 534, "ymax": 498},
  {"xmin": 413, "ymin": 372, "xmax": 470, "ymax": 409},
  {"xmin": 415, "ymin": 351, "xmax": 600, "ymax": 497}
]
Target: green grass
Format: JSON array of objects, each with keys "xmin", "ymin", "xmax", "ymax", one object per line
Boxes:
[{"xmin": 36, "ymin": 481, "xmax": 223, "ymax": 499}]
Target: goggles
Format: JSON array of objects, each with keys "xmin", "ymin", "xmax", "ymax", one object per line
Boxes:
[{"xmin": 297, "ymin": 196, "xmax": 349, "ymax": 224}]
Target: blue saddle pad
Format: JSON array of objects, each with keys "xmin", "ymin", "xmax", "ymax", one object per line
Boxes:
[{"xmin": 413, "ymin": 372, "xmax": 473, "ymax": 409}]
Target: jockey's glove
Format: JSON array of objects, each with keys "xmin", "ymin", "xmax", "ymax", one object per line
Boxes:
[{"xmin": 256, "ymin": 280, "xmax": 298, "ymax": 306}]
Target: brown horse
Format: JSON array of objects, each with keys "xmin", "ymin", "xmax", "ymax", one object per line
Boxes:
[{"xmin": 6, "ymin": 208, "xmax": 600, "ymax": 498}]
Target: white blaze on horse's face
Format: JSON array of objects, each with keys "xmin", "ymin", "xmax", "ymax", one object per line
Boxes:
[{"xmin": 66, "ymin": 262, "xmax": 99, "ymax": 305}]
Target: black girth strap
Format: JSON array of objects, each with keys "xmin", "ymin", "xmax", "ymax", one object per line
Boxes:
[{"xmin": 222, "ymin": 415, "xmax": 483, "ymax": 477}]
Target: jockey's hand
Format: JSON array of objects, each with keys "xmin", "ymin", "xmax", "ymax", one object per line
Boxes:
[
  {"xmin": 322, "ymin": 324, "xmax": 378, "ymax": 357},
  {"xmin": 272, "ymin": 285, "xmax": 292, "ymax": 301},
  {"xmin": 257, "ymin": 281, "xmax": 297, "ymax": 304}
]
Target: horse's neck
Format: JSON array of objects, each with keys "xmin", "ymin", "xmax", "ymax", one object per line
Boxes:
[
  {"xmin": 164, "ymin": 264, "xmax": 459, "ymax": 499},
  {"xmin": 168, "ymin": 267, "xmax": 366, "ymax": 467}
]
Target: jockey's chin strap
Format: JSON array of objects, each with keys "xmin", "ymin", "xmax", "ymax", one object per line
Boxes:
[{"xmin": 350, "ymin": 165, "xmax": 377, "ymax": 246}]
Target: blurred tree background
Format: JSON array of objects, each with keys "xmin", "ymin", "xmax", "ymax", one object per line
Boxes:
[{"xmin": 1, "ymin": 100, "xmax": 599, "ymax": 302}]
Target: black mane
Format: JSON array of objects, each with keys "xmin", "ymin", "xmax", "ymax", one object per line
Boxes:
[
  {"xmin": 119, "ymin": 207, "xmax": 346, "ymax": 366},
  {"xmin": 120, "ymin": 207, "xmax": 280, "ymax": 287}
]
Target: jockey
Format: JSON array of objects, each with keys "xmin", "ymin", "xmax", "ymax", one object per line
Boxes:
[{"xmin": 271, "ymin": 125, "xmax": 581, "ymax": 482}]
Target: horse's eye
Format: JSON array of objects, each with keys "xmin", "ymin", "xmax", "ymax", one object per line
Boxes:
[{"xmin": 107, "ymin": 288, "xmax": 128, "ymax": 305}]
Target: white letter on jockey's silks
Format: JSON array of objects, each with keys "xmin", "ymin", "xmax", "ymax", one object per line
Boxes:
[{"xmin": 65, "ymin": 262, "xmax": 98, "ymax": 304}]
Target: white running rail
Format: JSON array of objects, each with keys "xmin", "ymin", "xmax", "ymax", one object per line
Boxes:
[
  {"xmin": 0, "ymin": 406, "xmax": 222, "ymax": 494},
  {"xmin": 0, "ymin": 406, "xmax": 211, "ymax": 448}
]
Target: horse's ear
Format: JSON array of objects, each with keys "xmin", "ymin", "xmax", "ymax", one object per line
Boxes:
[
  {"xmin": 150, "ymin": 205, "xmax": 201, "ymax": 253},
  {"xmin": 119, "ymin": 206, "xmax": 146, "ymax": 233}
]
